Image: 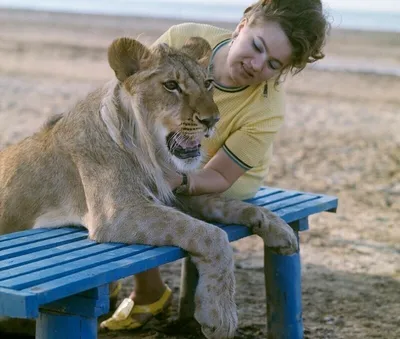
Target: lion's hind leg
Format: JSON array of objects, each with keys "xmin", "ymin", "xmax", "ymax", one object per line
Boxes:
[{"xmin": 89, "ymin": 203, "xmax": 237, "ymax": 339}]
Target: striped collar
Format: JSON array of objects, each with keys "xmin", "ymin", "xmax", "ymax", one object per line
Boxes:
[{"xmin": 208, "ymin": 39, "xmax": 249, "ymax": 93}]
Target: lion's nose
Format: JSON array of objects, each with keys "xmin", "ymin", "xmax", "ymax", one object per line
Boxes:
[{"xmin": 198, "ymin": 116, "xmax": 220, "ymax": 129}]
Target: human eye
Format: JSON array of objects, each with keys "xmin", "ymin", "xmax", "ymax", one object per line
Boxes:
[
  {"xmin": 252, "ymin": 39, "xmax": 262, "ymax": 53},
  {"xmin": 268, "ymin": 60, "xmax": 281, "ymax": 71}
]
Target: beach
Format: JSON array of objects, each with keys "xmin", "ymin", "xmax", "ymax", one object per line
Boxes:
[{"xmin": 0, "ymin": 8, "xmax": 399, "ymax": 339}]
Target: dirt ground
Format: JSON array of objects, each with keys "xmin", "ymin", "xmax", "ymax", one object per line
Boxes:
[{"xmin": 0, "ymin": 9, "xmax": 399, "ymax": 339}]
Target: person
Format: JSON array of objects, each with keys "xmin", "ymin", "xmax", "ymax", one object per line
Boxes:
[{"xmin": 100, "ymin": 0, "xmax": 329, "ymax": 331}]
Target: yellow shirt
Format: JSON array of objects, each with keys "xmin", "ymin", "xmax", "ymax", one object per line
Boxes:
[{"xmin": 153, "ymin": 23, "xmax": 285, "ymax": 200}]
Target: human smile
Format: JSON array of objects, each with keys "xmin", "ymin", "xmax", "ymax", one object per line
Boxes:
[{"xmin": 241, "ymin": 62, "xmax": 254, "ymax": 78}]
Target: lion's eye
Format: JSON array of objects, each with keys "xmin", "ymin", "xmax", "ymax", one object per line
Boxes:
[
  {"xmin": 163, "ymin": 80, "xmax": 181, "ymax": 93},
  {"xmin": 204, "ymin": 78, "xmax": 214, "ymax": 91}
]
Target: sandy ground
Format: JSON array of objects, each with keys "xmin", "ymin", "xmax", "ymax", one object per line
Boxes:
[{"xmin": 0, "ymin": 8, "xmax": 399, "ymax": 339}]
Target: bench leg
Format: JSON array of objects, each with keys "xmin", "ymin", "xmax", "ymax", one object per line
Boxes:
[
  {"xmin": 178, "ymin": 257, "xmax": 198, "ymax": 320},
  {"xmin": 35, "ymin": 285, "xmax": 109, "ymax": 339},
  {"xmin": 36, "ymin": 312, "xmax": 97, "ymax": 339},
  {"xmin": 264, "ymin": 234, "xmax": 304, "ymax": 339}
]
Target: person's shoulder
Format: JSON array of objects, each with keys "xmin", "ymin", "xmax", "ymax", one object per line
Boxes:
[
  {"xmin": 169, "ymin": 22, "xmax": 230, "ymax": 33},
  {"xmin": 167, "ymin": 23, "xmax": 232, "ymax": 47},
  {"xmin": 244, "ymin": 80, "xmax": 285, "ymax": 118},
  {"xmin": 254, "ymin": 80, "xmax": 285, "ymax": 102}
]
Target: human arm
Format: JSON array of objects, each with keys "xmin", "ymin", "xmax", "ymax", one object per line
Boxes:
[{"xmin": 169, "ymin": 147, "xmax": 247, "ymax": 195}]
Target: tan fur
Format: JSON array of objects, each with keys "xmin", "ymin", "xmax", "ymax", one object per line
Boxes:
[{"xmin": 0, "ymin": 36, "xmax": 297, "ymax": 339}]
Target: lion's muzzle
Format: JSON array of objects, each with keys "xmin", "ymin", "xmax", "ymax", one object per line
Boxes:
[{"xmin": 166, "ymin": 132, "xmax": 201, "ymax": 159}]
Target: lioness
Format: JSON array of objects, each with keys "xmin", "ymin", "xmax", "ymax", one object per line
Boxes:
[{"xmin": 0, "ymin": 36, "xmax": 297, "ymax": 339}]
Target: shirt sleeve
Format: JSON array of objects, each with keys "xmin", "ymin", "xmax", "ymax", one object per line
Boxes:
[
  {"xmin": 152, "ymin": 23, "xmax": 197, "ymax": 48},
  {"xmin": 223, "ymin": 85, "xmax": 285, "ymax": 169},
  {"xmin": 152, "ymin": 26, "xmax": 173, "ymax": 46}
]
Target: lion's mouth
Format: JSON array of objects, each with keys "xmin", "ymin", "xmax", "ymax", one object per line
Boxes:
[{"xmin": 166, "ymin": 132, "xmax": 201, "ymax": 159}]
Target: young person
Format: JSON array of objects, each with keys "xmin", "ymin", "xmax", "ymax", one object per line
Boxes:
[{"xmin": 101, "ymin": 0, "xmax": 329, "ymax": 331}]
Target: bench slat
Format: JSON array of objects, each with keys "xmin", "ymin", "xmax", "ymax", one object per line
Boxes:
[
  {"xmin": 0, "ymin": 244, "xmax": 153, "ymax": 290},
  {"xmin": 0, "ymin": 227, "xmax": 81, "ymax": 251},
  {"xmin": 0, "ymin": 231, "xmax": 88, "ymax": 260},
  {"xmin": 275, "ymin": 195, "xmax": 338, "ymax": 223},
  {"xmin": 0, "ymin": 239, "xmax": 96, "ymax": 271},
  {"xmin": 0, "ymin": 228, "xmax": 49, "ymax": 244},
  {"xmin": 248, "ymin": 187, "xmax": 283, "ymax": 201},
  {"xmin": 250, "ymin": 190, "xmax": 302, "ymax": 207},
  {"xmin": 0, "ymin": 242, "xmax": 128, "ymax": 282},
  {"xmin": 268, "ymin": 194, "xmax": 319, "ymax": 212},
  {"xmin": 22, "ymin": 246, "xmax": 185, "ymax": 305}
]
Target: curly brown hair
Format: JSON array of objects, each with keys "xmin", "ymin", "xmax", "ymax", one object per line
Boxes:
[{"xmin": 236, "ymin": 0, "xmax": 330, "ymax": 83}]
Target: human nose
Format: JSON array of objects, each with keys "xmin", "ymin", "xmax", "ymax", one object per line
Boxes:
[{"xmin": 251, "ymin": 53, "xmax": 266, "ymax": 72}]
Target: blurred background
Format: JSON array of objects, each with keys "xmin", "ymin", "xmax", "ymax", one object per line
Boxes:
[
  {"xmin": 0, "ymin": 1, "xmax": 399, "ymax": 338},
  {"xmin": 1, "ymin": 0, "xmax": 400, "ymax": 32}
]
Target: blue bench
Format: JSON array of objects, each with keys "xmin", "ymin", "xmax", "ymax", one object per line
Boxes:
[{"xmin": 0, "ymin": 186, "xmax": 337, "ymax": 339}]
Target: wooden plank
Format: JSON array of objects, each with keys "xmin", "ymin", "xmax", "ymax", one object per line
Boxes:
[
  {"xmin": 0, "ymin": 244, "xmax": 153, "ymax": 290},
  {"xmin": 78, "ymin": 284, "xmax": 109, "ymax": 299},
  {"xmin": 0, "ymin": 227, "xmax": 81, "ymax": 251},
  {"xmin": 0, "ymin": 228, "xmax": 49, "ymax": 244},
  {"xmin": 40, "ymin": 295, "xmax": 108, "ymax": 318},
  {"xmin": 0, "ymin": 287, "xmax": 38, "ymax": 318},
  {"xmin": 23, "ymin": 246, "xmax": 186, "ymax": 305},
  {"xmin": 275, "ymin": 195, "xmax": 338, "ymax": 224},
  {"xmin": 40, "ymin": 285, "xmax": 109, "ymax": 318},
  {"xmin": 268, "ymin": 194, "xmax": 318, "ymax": 212},
  {"xmin": 0, "ymin": 231, "xmax": 88, "ymax": 260},
  {"xmin": 251, "ymin": 190, "xmax": 302, "ymax": 208},
  {"xmin": 0, "ymin": 242, "xmax": 126, "ymax": 282},
  {"xmin": 246, "ymin": 187, "xmax": 283, "ymax": 202},
  {"xmin": 0, "ymin": 239, "xmax": 96, "ymax": 271},
  {"xmin": 290, "ymin": 218, "xmax": 310, "ymax": 232}
]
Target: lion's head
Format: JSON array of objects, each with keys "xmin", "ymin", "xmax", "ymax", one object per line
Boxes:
[{"xmin": 105, "ymin": 36, "xmax": 219, "ymax": 172}]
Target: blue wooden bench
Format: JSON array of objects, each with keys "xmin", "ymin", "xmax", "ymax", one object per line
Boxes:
[{"xmin": 0, "ymin": 186, "xmax": 337, "ymax": 339}]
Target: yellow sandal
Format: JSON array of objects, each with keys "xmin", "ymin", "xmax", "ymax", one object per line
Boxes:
[{"xmin": 100, "ymin": 285, "xmax": 172, "ymax": 331}]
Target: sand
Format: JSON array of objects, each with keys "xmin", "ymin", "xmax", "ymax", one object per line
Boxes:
[{"xmin": 0, "ymin": 8, "xmax": 399, "ymax": 339}]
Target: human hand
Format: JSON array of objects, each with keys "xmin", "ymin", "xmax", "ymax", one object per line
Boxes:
[{"xmin": 165, "ymin": 171, "xmax": 184, "ymax": 190}]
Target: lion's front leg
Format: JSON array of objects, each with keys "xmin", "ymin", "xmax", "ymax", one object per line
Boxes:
[
  {"xmin": 175, "ymin": 194, "xmax": 298, "ymax": 255},
  {"xmin": 89, "ymin": 202, "xmax": 237, "ymax": 339}
]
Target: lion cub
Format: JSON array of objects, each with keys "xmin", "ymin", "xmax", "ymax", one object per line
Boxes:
[{"xmin": 0, "ymin": 37, "xmax": 297, "ymax": 339}]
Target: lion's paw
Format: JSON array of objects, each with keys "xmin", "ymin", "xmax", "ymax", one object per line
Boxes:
[
  {"xmin": 194, "ymin": 274, "xmax": 237, "ymax": 339},
  {"xmin": 252, "ymin": 209, "xmax": 298, "ymax": 255}
]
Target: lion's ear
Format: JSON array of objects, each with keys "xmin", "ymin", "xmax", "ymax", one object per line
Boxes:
[
  {"xmin": 108, "ymin": 38, "xmax": 151, "ymax": 82},
  {"xmin": 181, "ymin": 37, "xmax": 212, "ymax": 68}
]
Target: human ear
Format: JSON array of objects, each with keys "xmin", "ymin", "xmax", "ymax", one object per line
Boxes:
[{"xmin": 233, "ymin": 18, "xmax": 247, "ymax": 36}]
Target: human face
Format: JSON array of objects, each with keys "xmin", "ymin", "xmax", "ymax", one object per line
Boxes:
[{"xmin": 226, "ymin": 19, "xmax": 292, "ymax": 87}]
